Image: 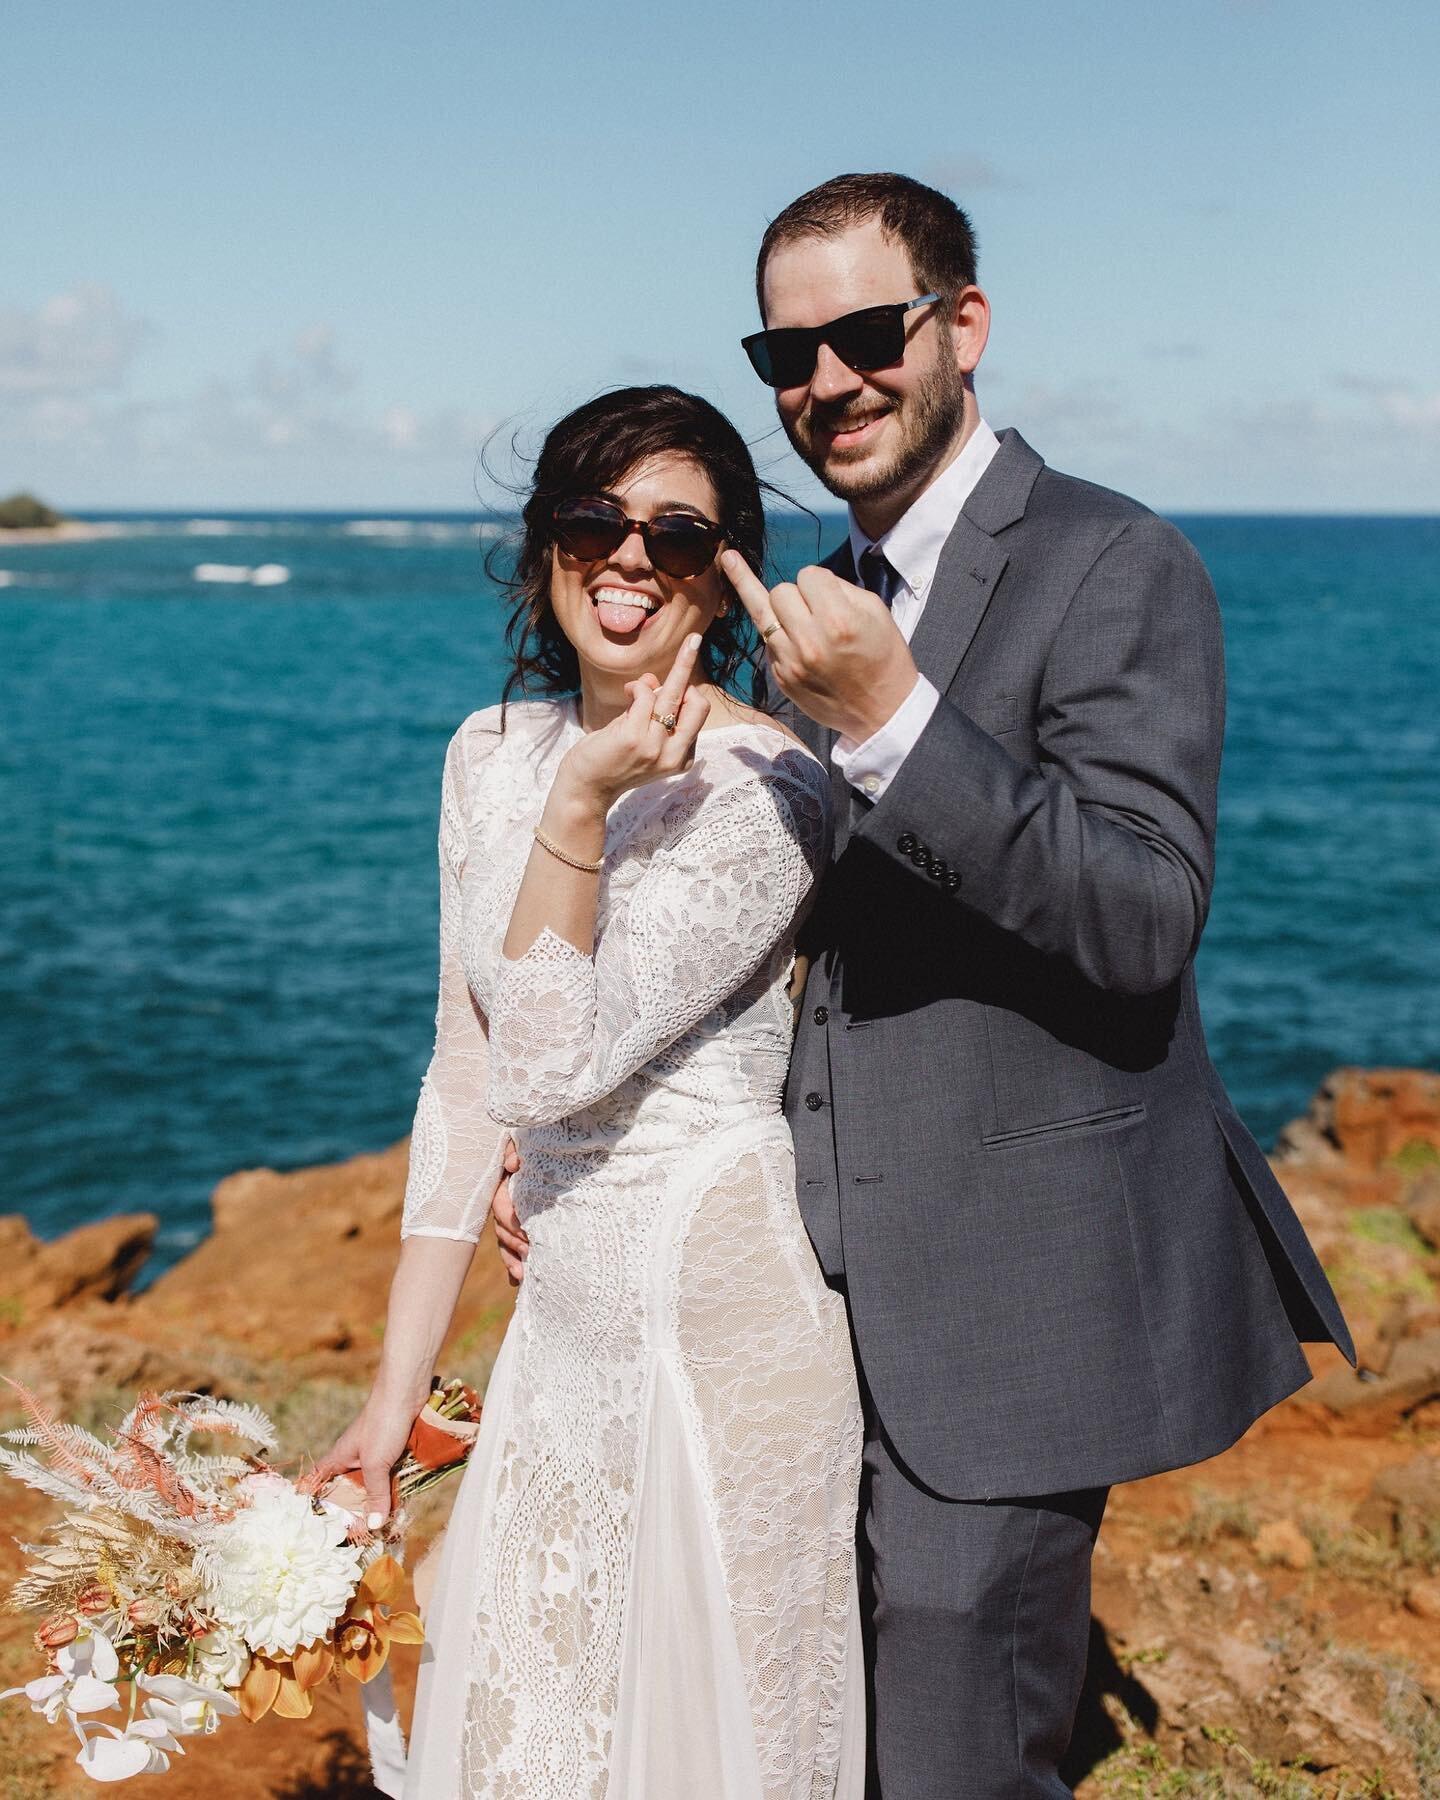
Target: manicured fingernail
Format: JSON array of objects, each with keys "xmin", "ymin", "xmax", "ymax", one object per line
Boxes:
[
  {"xmin": 687, "ymin": 633, "xmax": 702, "ymax": 650},
  {"xmin": 367, "ymin": 1511, "xmax": 385, "ymax": 1529}
]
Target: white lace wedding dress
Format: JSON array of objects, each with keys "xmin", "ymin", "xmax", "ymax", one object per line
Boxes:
[{"xmin": 397, "ymin": 699, "xmax": 864, "ymax": 1800}]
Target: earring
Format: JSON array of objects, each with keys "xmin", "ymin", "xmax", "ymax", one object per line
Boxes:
[{"xmin": 717, "ymin": 597, "xmax": 731, "ymax": 617}]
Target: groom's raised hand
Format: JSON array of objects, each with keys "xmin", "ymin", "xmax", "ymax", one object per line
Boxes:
[{"xmin": 721, "ymin": 550, "xmax": 919, "ymax": 743}]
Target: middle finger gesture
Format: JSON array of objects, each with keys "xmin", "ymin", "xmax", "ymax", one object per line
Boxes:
[{"xmin": 560, "ymin": 633, "xmax": 713, "ymax": 809}]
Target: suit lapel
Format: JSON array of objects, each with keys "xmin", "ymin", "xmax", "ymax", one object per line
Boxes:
[
  {"xmin": 817, "ymin": 540, "xmax": 855, "ymax": 846},
  {"xmin": 907, "ymin": 518, "xmax": 1008, "ymax": 700},
  {"xmin": 905, "ymin": 428, "xmax": 1042, "ymax": 698},
  {"xmin": 801, "ymin": 431, "xmax": 1044, "ymax": 851}
]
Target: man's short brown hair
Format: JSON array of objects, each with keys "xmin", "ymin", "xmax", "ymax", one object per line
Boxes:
[{"xmin": 755, "ymin": 172, "xmax": 979, "ymax": 319}]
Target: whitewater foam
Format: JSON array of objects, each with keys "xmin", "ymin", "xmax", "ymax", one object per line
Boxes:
[{"xmin": 193, "ymin": 563, "xmax": 291, "ymax": 586}]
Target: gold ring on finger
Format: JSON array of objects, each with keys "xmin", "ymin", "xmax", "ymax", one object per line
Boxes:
[
  {"xmin": 658, "ymin": 712, "xmax": 678, "ymax": 733},
  {"xmin": 761, "ymin": 622, "xmax": 781, "ymax": 642}
]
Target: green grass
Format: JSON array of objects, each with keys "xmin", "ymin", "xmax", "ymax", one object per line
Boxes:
[
  {"xmin": 1325, "ymin": 1251, "xmax": 1434, "ymax": 1306},
  {"xmin": 1300, "ymin": 1512, "xmax": 1403, "ymax": 1582},
  {"xmin": 1383, "ymin": 1672, "xmax": 1440, "ymax": 1799},
  {"xmin": 267, "ymin": 1376, "xmax": 371, "ymax": 1466},
  {"xmin": 1349, "ymin": 1209, "xmax": 1434, "ymax": 1258},
  {"xmin": 1388, "ymin": 1140, "xmax": 1440, "ymax": 1177},
  {"xmin": 1175, "ymin": 1490, "xmax": 1259, "ymax": 1548},
  {"xmin": 1090, "ymin": 1731, "xmax": 1396, "ymax": 1798},
  {"xmin": 1294, "ymin": 1505, "xmax": 1440, "ymax": 1585}
]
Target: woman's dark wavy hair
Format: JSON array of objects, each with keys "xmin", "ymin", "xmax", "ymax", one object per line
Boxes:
[{"xmin": 485, "ymin": 385, "xmax": 780, "ymax": 712}]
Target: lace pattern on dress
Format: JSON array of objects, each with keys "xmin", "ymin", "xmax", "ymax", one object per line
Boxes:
[{"xmin": 400, "ymin": 704, "xmax": 861, "ymax": 1799}]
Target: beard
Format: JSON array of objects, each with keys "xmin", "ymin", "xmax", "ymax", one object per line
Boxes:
[{"xmin": 784, "ymin": 351, "xmax": 968, "ymax": 506}]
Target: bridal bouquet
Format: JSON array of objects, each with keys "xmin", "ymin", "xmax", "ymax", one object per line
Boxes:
[{"xmin": 0, "ymin": 1378, "xmax": 481, "ymax": 1782}]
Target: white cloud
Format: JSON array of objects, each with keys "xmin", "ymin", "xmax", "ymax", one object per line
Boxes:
[
  {"xmin": 0, "ymin": 299, "xmax": 493, "ymax": 498},
  {"xmin": 253, "ymin": 324, "xmax": 356, "ymax": 402},
  {"xmin": 991, "ymin": 372, "xmax": 1440, "ymax": 510},
  {"xmin": 0, "ymin": 284, "xmax": 155, "ymax": 398},
  {"xmin": 1338, "ymin": 374, "xmax": 1440, "ymax": 434}
]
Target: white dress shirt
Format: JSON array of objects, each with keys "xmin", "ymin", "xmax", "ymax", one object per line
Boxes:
[{"xmin": 833, "ymin": 419, "xmax": 1001, "ymax": 800}]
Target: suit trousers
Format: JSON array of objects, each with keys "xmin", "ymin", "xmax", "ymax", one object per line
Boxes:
[{"xmin": 860, "ymin": 1406, "xmax": 1108, "ymax": 1799}]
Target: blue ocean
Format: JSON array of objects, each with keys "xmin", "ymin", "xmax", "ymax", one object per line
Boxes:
[{"xmin": 2, "ymin": 514, "xmax": 1437, "ymax": 1273}]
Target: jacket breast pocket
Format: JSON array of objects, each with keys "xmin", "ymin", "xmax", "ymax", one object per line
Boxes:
[{"xmin": 982, "ymin": 1102, "xmax": 1146, "ymax": 1149}]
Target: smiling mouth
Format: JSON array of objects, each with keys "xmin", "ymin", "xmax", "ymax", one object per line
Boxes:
[
  {"xmin": 591, "ymin": 585, "xmax": 662, "ymax": 634},
  {"xmin": 818, "ymin": 406, "xmax": 892, "ymax": 449}
]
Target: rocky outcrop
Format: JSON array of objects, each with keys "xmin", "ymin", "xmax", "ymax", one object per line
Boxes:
[
  {"xmin": 0, "ymin": 1211, "xmax": 157, "ymax": 1325},
  {"xmin": 0, "ymin": 1142, "xmax": 515, "ymax": 1417},
  {"xmin": 1274, "ymin": 1067, "xmax": 1440, "ymax": 1171},
  {"xmin": 1275, "ymin": 1073, "xmax": 1440, "ymax": 1447},
  {"xmin": 138, "ymin": 1141, "xmax": 433, "ymax": 1359},
  {"xmin": 2, "ymin": 1072, "xmax": 1437, "ymax": 1796}
]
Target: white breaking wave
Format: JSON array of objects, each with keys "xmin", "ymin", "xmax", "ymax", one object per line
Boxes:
[
  {"xmin": 192, "ymin": 563, "xmax": 291, "ymax": 586},
  {"xmin": 343, "ymin": 518, "xmax": 491, "ymax": 545}
]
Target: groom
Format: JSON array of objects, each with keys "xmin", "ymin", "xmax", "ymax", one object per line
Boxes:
[{"xmin": 500, "ymin": 173, "xmax": 1354, "ymax": 1796}]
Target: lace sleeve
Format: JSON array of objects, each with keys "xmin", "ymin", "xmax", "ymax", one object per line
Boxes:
[
  {"xmin": 400, "ymin": 723, "xmax": 509, "ymax": 1242},
  {"xmin": 485, "ymin": 754, "xmax": 828, "ymax": 1129}
]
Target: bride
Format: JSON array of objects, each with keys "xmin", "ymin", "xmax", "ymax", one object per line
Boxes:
[{"xmin": 316, "ymin": 385, "xmax": 864, "ymax": 1799}]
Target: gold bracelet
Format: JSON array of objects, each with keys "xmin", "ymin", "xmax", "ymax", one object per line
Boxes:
[{"xmin": 533, "ymin": 826, "xmax": 604, "ymax": 872}]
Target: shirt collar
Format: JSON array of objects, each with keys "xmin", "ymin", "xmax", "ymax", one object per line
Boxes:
[{"xmin": 848, "ymin": 419, "xmax": 1001, "ymax": 600}]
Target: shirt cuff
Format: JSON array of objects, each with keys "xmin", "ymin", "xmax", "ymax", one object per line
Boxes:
[{"xmin": 832, "ymin": 675, "xmax": 941, "ymax": 801}]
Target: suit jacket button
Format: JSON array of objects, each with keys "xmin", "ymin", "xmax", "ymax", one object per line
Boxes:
[
  {"xmin": 897, "ymin": 831, "xmax": 917, "ymax": 854},
  {"xmin": 931, "ymin": 857, "xmax": 949, "ymax": 880},
  {"xmin": 911, "ymin": 845, "xmax": 930, "ymax": 867},
  {"xmin": 804, "ymin": 1092, "xmax": 824, "ymax": 1111},
  {"xmin": 813, "ymin": 1005, "xmax": 829, "ymax": 1025},
  {"xmin": 945, "ymin": 871, "xmax": 962, "ymax": 891}
]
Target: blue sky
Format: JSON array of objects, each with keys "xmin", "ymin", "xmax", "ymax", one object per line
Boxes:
[{"xmin": 3, "ymin": 1, "xmax": 1437, "ymax": 511}]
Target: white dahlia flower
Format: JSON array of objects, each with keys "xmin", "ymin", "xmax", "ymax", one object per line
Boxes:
[{"xmin": 200, "ymin": 1477, "xmax": 362, "ymax": 1656}]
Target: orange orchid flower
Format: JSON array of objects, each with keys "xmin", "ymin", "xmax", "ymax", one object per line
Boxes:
[
  {"xmin": 237, "ymin": 1654, "xmax": 283, "ymax": 1723},
  {"xmin": 237, "ymin": 1648, "xmax": 325, "ymax": 1722},
  {"xmin": 333, "ymin": 1555, "xmax": 424, "ymax": 1685},
  {"xmin": 238, "ymin": 1635, "xmax": 341, "ymax": 1720},
  {"xmin": 234, "ymin": 1557, "xmax": 423, "ymax": 1723}
]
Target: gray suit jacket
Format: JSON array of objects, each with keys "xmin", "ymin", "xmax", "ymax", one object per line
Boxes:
[{"xmin": 783, "ymin": 429, "xmax": 1354, "ymax": 1500}]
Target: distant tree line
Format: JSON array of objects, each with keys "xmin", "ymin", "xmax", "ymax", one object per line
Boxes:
[{"xmin": 0, "ymin": 492, "xmax": 67, "ymax": 529}]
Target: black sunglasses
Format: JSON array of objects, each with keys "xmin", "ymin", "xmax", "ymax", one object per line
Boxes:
[
  {"xmin": 551, "ymin": 495, "xmax": 724, "ymax": 579},
  {"xmin": 741, "ymin": 293, "xmax": 941, "ymax": 388}
]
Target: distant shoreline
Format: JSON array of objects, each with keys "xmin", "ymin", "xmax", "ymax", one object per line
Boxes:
[{"xmin": 0, "ymin": 521, "xmax": 130, "ymax": 546}]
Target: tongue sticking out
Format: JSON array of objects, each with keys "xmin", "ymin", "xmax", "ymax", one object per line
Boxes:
[{"xmin": 596, "ymin": 597, "xmax": 651, "ymax": 633}]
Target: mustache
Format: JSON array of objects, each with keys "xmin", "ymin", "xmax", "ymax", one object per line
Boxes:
[{"xmin": 804, "ymin": 398, "xmax": 893, "ymax": 435}]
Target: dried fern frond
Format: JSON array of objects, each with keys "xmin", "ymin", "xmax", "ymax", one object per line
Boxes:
[
  {"xmin": 168, "ymin": 1394, "xmax": 279, "ymax": 1453},
  {"xmin": 2, "ymin": 1379, "xmax": 120, "ymax": 1489},
  {"xmin": 0, "ymin": 1444, "xmax": 106, "ymax": 1509}
]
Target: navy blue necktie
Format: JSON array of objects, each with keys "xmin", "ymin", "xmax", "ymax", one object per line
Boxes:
[{"xmin": 859, "ymin": 546, "xmax": 900, "ymax": 609}]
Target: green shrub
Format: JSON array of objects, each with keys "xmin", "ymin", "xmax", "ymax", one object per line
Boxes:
[{"xmin": 0, "ymin": 492, "xmax": 65, "ymax": 529}]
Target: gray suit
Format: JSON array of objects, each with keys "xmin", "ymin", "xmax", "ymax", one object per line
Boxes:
[{"xmin": 780, "ymin": 429, "xmax": 1352, "ymax": 1795}]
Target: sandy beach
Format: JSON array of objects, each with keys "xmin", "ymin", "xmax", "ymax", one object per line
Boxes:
[{"xmin": 0, "ymin": 522, "xmax": 128, "ymax": 546}]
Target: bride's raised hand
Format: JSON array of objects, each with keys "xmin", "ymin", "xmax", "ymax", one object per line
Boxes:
[{"xmin": 554, "ymin": 634, "xmax": 711, "ymax": 811}]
